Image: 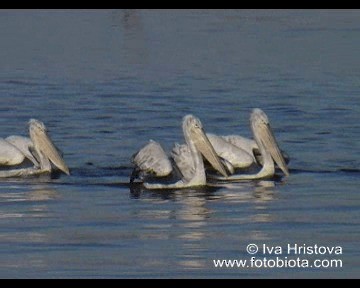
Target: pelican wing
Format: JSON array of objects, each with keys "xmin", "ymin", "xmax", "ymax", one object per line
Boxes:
[
  {"xmin": 0, "ymin": 138, "xmax": 25, "ymax": 166},
  {"xmin": 171, "ymin": 143, "xmax": 195, "ymax": 181},
  {"xmin": 5, "ymin": 136, "xmax": 39, "ymax": 167},
  {"xmin": 221, "ymin": 135, "xmax": 258, "ymax": 156},
  {"xmin": 207, "ymin": 133, "xmax": 254, "ymax": 169},
  {"xmin": 132, "ymin": 140, "xmax": 173, "ymax": 177}
]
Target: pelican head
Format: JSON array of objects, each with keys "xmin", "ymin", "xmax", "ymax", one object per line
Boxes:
[
  {"xmin": 28, "ymin": 119, "xmax": 70, "ymax": 175},
  {"xmin": 250, "ymin": 109, "xmax": 289, "ymax": 176},
  {"xmin": 183, "ymin": 115, "xmax": 228, "ymax": 177}
]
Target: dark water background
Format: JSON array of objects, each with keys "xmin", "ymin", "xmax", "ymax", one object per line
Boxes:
[{"xmin": 0, "ymin": 9, "xmax": 359, "ymax": 278}]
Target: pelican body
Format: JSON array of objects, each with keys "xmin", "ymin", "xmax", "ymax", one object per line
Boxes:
[
  {"xmin": 131, "ymin": 114, "xmax": 228, "ymax": 189},
  {"xmin": 209, "ymin": 108, "xmax": 289, "ymax": 181},
  {"xmin": 0, "ymin": 119, "xmax": 70, "ymax": 178}
]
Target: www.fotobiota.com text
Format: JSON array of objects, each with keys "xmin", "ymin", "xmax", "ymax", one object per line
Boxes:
[{"xmin": 213, "ymin": 243, "xmax": 343, "ymax": 269}]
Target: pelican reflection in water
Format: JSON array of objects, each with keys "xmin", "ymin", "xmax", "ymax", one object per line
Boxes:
[
  {"xmin": 208, "ymin": 108, "xmax": 289, "ymax": 181},
  {"xmin": 0, "ymin": 119, "xmax": 70, "ymax": 178},
  {"xmin": 131, "ymin": 114, "xmax": 228, "ymax": 189}
]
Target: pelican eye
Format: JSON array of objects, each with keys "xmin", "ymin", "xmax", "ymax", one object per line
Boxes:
[{"xmin": 193, "ymin": 121, "xmax": 203, "ymax": 130}]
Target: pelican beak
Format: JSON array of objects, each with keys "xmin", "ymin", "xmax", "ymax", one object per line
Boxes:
[
  {"xmin": 260, "ymin": 123, "xmax": 289, "ymax": 176},
  {"xmin": 192, "ymin": 128, "xmax": 228, "ymax": 178},
  {"xmin": 29, "ymin": 119, "xmax": 70, "ymax": 175}
]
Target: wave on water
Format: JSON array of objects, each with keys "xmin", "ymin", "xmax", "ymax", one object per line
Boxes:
[
  {"xmin": 289, "ymin": 168, "xmax": 360, "ymax": 175},
  {"xmin": 0, "ymin": 164, "xmax": 358, "ymax": 190}
]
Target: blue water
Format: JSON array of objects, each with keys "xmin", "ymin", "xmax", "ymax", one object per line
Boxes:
[{"xmin": 0, "ymin": 10, "xmax": 359, "ymax": 278}]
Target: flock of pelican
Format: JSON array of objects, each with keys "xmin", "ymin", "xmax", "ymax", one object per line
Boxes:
[
  {"xmin": 131, "ymin": 108, "xmax": 289, "ymax": 189},
  {"xmin": 0, "ymin": 109, "xmax": 289, "ymax": 189}
]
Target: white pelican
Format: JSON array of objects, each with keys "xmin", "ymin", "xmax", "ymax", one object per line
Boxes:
[
  {"xmin": 0, "ymin": 119, "xmax": 70, "ymax": 178},
  {"xmin": 131, "ymin": 114, "xmax": 228, "ymax": 189},
  {"xmin": 208, "ymin": 108, "xmax": 289, "ymax": 181}
]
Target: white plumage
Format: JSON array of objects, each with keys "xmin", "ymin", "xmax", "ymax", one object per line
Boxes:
[
  {"xmin": 0, "ymin": 119, "xmax": 70, "ymax": 178},
  {"xmin": 131, "ymin": 114, "xmax": 228, "ymax": 189},
  {"xmin": 209, "ymin": 108, "xmax": 289, "ymax": 181}
]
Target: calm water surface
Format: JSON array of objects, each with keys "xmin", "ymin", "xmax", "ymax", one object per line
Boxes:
[{"xmin": 0, "ymin": 9, "xmax": 359, "ymax": 278}]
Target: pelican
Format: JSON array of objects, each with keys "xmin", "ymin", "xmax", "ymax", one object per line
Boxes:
[
  {"xmin": 208, "ymin": 108, "xmax": 289, "ymax": 181},
  {"xmin": 131, "ymin": 114, "xmax": 228, "ymax": 189},
  {"xmin": 0, "ymin": 119, "xmax": 70, "ymax": 178}
]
